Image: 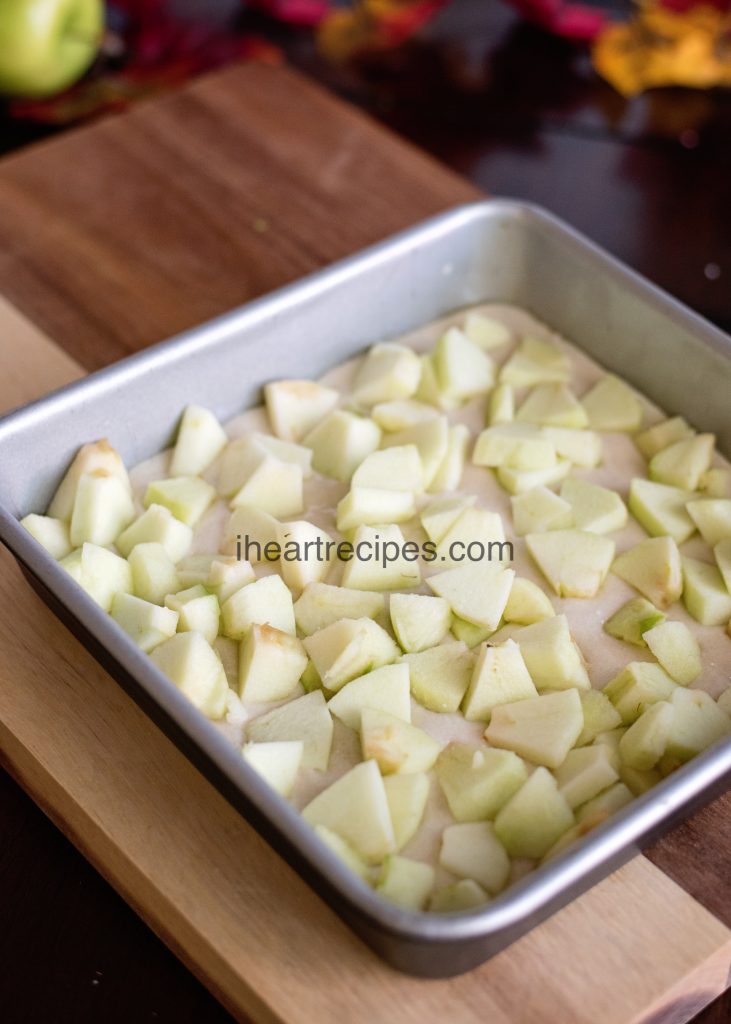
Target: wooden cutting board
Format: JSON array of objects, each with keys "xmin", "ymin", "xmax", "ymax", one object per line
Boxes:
[{"xmin": 0, "ymin": 64, "xmax": 729, "ymax": 1024}]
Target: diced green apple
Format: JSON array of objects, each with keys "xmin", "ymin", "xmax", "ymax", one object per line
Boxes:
[
  {"xmin": 314, "ymin": 825, "xmax": 372, "ymax": 882},
  {"xmin": 592, "ymin": 727, "xmax": 626, "ymax": 771},
  {"xmin": 542, "ymin": 427, "xmax": 602, "ymax": 468},
  {"xmin": 635, "ymin": 417, "xmax": 695, "ymax": 459},
  {"xmin": 293, "ymin": 582, "xmax": 385, "ymax": 636},
  {"xmin": 361, "ymin": 707, "xmax": 442, "ymax": 774},
  {"xmin": 352, "ymin": 444, "xmax": 424, "ymax": 492},
  {"xmin": 516, "ymin": 383, "xmax": 589, "ymax": 429},
  {"xmin": 115, "ymin": 504, "xmax": 193, "ymax": 561},
  {"xmin": 419, "ymin": 495, "xmax": 475, "ymax": 545},
  {"xmin": 642, "ymin": 620, "xmax": 701, "ymax": 685},
  {"xmin": 553, "ymin": 746, "xmax": 619, "ymax": 809},
  {"xmin": 496, "ymin": 459, "xmax": 572, "ymax": 496},
  {"xmin": 575, "ymin": 689, "xmax": 622, "ymax": 745},
  {"xmin": 264, "ymin": 379, "xmax": 339, "ymax": 442},
  {"xmin": 485, "ymin": 689, "xmax": 584, "ymax": 769},
  {"xmin": 246, "ymin": 690, "xmax": 333, "ymax": 770},
  {"xmin": 415, "ymin": 353, "xmax": 458, "ymax": 411},
  {"xmin": 341, "ymin": 524, "xmax": 421, "ymax": 592},
  {"xmin": 221, "ymin": 506, "xmax": 279, "ymax": 559},
  {"xmin": 221, "ymin": 574, "xmax": 295, "ymax": 639},
  {"xmin": 510, "ymin": 486, "xmax": 573, "ymax": 536},
  {"xmin": 145, "ymin": 476, "xmax": 216, "ymax": 527},
  {"xmin": 327, "ymin": 664, "xmax": 411, "ymax": 730},
  {"xmin": 426, "ymin": 564, "xmax": 514, "ymax": 630},
  {"xmin": 649, "ymin": 434, "xmax": 714, "ymax": 490},
  {"xmin": 686, "ymin": 499, "xmax": 731, "ymax": 546},
  {"xmin": 175, "ymin": 553, "xmax": 218, "ymax": 588},
  {"xmin": 603, "ymin": 662, "xmax": 677, "ymax": 724},
  {"xmin": 70, "ymin": 470, "xmax": 135, "ymax": 547},
  {"xmin": 439, "ymin": 821, "xmax": 510, "ymax": 895},
  {"xmin": 205, "ymin": 557, "xmax": 257, "ymax": 603},
  {"xmin": 242, "ymin": 740, "xmax": 304, "ymax": 797},
  {"xmin": 682, "ymin": 556, "xmax": 731, "ymax": 626},
  {"xmin": 526, "ymin": 530, "xmax": 615, "ymax": 598},
  {"xmin": 435, "ymin": 743, "xmax": 527, "ymax": 821},
  {"xmin": 488, "ymin": 384, "xmax": 515, "ymax": 426},
  {"xmin": 612, "ymin": 536, "xmax": 683, "ymax": 609},
  {"xmin": 429, "ymin": 879, "xmax": 489, "ymax": 912},
  {"xmin": 336, "ymin": 487, "xmax": 416, "ymax": 532},
  {"xmin": 618, "ymin": 701, "xmax": 674, "ymax": 770},
  {"xmin": 228, "ymin": 453, "xmax": 303, "ymax": 518},
  {"xmin": 503, "ymin": 577, "xmax": 555, "ymax": 624},
  {"xmin": 576, "ymin": 782, "xmax": 633, "ymax": 825},
  {"xmin": 111, "ymin": 592, "xmax": 178, "ymax": 652},
  {"xmin": 303, "ymin": 617, "xmax": 400, "ymax": 692},
  {"xmin": 375, "ymin": 856, "xmax": 435, "ymax": 911},
  {"xmin": 464, "ymin": 312, "xmax": 511, "ymax": 350},
  {"xmin": 559, "ymin": 478, "xmax": 627, "ymax": 534},
  {"xmin": 383, "ymin": 772, "xmax": 430, "ymax": 851},
  {"xmin": 434, "ymin": 327, "xmax": 495, "ymax": 402},
  {"xmin": 250, "ymin": 434, "xmax": 313, "ymax": 477},
  {"xmin": 499, "ymin": 336, "xmax": 570, "ymax": 387},
  {"xmin": 371, "ymin": 399, "xmax": 438, "ymax": 432},
  {"xmin": 473, "ymin": 424, "xmax": 556, "ymax": 471},
  {"xmin": 581, "ymin": 375, "xmax": 643, "ymax": 432},
  {"xmin": 302, "ymin": 760, "xmax": 395, "ymax": 863},
  {"xmin": 512, "ymin": 615, "xmax": 590, "ymax": 691},
  {"xmin": 428, "ymin": 424, "xmax": 470, "ymax": 493},
  {"xmin": 700, "ymin": 468, "xmax": 730, "ymax": 498},
  {"xmin": 461, "ymin": 639, "xmax": 537, "ymax": 722},
  {"xmin": 150, "ymin": 631, "xmax": 228, "ymax": 718},
  {"xmin": 381, "ymin": 417, "xmax": 450, "ymax": 490},
  {"xmin": 48, "ymin": 439, "xmax": 131, "ymax": 521},
  {"xmin": 401, "ymin": 641, "xmax": 475, "ymax": 713},
  {"xmin": 604, "ymin": 597, "xmax": 666, "ymax": 647},
  {"xmin": 238, "ymin": 623, "xmax": 307, "ymax": 702},
  {"xmin": 165, "ymin": 585, "xmax": 220, "ymax": 643},
  {"xmin": 59, "ymin": 543, "xmax": 132, "ymax": 612},
  {"xmin": 494, "ymin": 767, "xmax": 575, "ymax": 859},
  {"xmin": 434, "ymin": 507, "xmax": 508, "ymax": 570},
  {"xmin": 276, "ymin": 519, "xmax": 335, "ymax": 591},
  {"xmin": 451, "ymin": 617, "xmax": 494, "ymax": 648},
  {"xmin": 715, "ymin": 539, "xmax": 731, "ymax": 592},
  {"xmin": 300, "ymin": 660, "xmax": 322, "ymax": 693},
  {"xmin": 20, "ymin": 513, "xmax": 71, "ymax": 559},
  {"xmin": 169, "ymin": 404, "xmax": 228, "ymax": 476},
  {"xmin": 628, "ymin": 479, "xmax": 696, "ymax": 544},
  {"xmin": 665, "ymin": 687, "xmax": 731, "ymax": 762},
  {"xmin": 389, "ymin": 593, "xmax": 451, "ymax": 653},
  {"xmin": 352, "ymin": 342, "xmax": 421, "ymax": 406},
  {"xmin": 619, "ymin": 764, "xmax": 662, "ymax": 795},
  {"xmin": 128, "ymin": 542, "xmax": 180, "ymax": 605}
]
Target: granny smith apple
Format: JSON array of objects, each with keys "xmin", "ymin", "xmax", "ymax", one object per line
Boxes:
[{"xmin": 0, "ymin": 0, "xmax": 103, "ymax": 98}]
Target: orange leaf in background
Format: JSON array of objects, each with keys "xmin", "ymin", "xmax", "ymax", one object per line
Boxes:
[
  {"xmin": 593, "ymin": 5, "xmax": 731, "ymax": 96},
  {"xmin": 318, "ymin": 0, "xmax": 449, "ymax": 62}
]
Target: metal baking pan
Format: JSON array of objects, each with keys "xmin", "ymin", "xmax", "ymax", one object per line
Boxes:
[{"xmin": 0, "ymin": 200, "xmax": 729, "ymax": 977}]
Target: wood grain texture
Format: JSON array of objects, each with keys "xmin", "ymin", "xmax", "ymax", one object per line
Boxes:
[{"xmin": 0, "ymin": 285, "xmax": 729, "ymax": 1024}]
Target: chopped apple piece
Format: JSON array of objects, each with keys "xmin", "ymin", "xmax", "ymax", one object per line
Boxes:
[
  {"xmin": 526, "ymin": 530, "xmax": 615, "ymax": 598},
  {"xmin": 229, "ymin": 456, "xmax": 303, "ymax": 519},
  {"xmin": 20, "ymin": 514, "xmax": 72, "ymax": 559},
  {"xmin": 649, "ymin": 434, "xmax": 714, "ymax": 491},
  {"xmin": 151, "ymin": 631, "xmax": 228, "ymax": 718},
  {"xmin": 222, "ymin": 506, "xmax": 279, "ymax": 559},
  {"xmin": 619, "ymin": 764, "xmax": 661, "ymax": 795},
  {"xmin": 604, "ymin": 597, "xmax": 665, "ymax": 647},
  {"xmin": 496, "ymin": 459, "xmax": 572, "ymax": 496},
  {"xmin": 612, "ymin": 536, "xmax": 682, "ymax": 609},
  {"xmin": 242, "ymin": 740, "xmax": 304, "ymax": 797},
  {"xmin": 686, "ymin": 499, "xmax": 731, "ymax": 546},
  {"xmin": 603, "ymin": 662, "xmax": 677, "ymax": 725},
  {"xmin": 336, "ymin": 488, "xmax": 415, "ymax": 532},
  {"xmin": 111, "ymin": 592, "xmax": 178, "ymax": 653},
  {"xmin": 554, "ymin": 746, "xmax": 619, "ymax": 809},
  {"xmin": 513, "ymin": 615, "xmax": 590, "ymax": 690},
  {"xmin": 434, "ymin": 327, "xmax": 495, "ymax": 402},
  {"xmin": 371, "ymin": 399, "xmax": 438, "ymax": 432},
  {"xmin": 294, "ymin": 583, "xmax": 385, "ymax": 636},
  {"xmin": 352, "ymin": 342, "xmax": 421, "ymax": 406},
  {"xmin": 665, "ymin": 687, "xmax": 731, "ymax": 762},
  {"xmin": 581, "ymin": 375, "xmax": 643, "ymax": 432},
  {"xmin": 419, "ymin": 495, "xmax": 475, "ymax": 544},
  {"xmin": 401, "ymin": 641, "xmax": 475, "ymax": 713},
  {"xmin": 503, "ymin": 577, "xmax": 555, "ymax": 624},
  {"xmin": 488, "ymin": 383, "xmax": 514, "ymax": 426},
  {"xmin": 485, "ymin": 689, "xmax": 584, "ymax": 769},
  {"xmin": 300, "ymin": 660, "xmax": 322, "ymax": 693},
  {"xmin": 390, "ymin": 593, "xmax": 451, "ymax": 653},
  {"xmin": 435, "ymin": 507, "xmax": 508, "ymax": 570},
  {"xmin": 642, "ymin": 620, "xmax": 701, "ymax": 685},
  {"xmin": 70, "ymin": 471, "xmax": 135, "ymax": 547},
  {"xmin": 361, "ymin": 707, "xmax": 441, "ymax": 774},
  {"xmin": 238, "ymin": 623, "xmax": 307, "ymax": 702},
  {"xmin": 435, "ymin": 743, "xmax": 527, "ymax": 821},
  {"xmin": 635, "ymin": 417, "xmax": 695, "ymax": 459},
  {"xmin": 682, "ymin": 556, "xmax": 731, "ymax": 626},
  {"xmin": 116, "ymin": 504, "xmax": 193, "ymax": 561},
  {"xmin": 128, "ymin": 542, "xmax": 180, "ymax": 605},
  {"xmin": 510, "ymin": 486, "xmax": 573, "ymax": 536},
  {"xmin": 170, "ymin": 404, "xmax": 228, "ymax": 476},
  {"xmin": 462, "ymin": 639, "xmax": 538, "ymax": 722},
  {"xmin": 165, "ymin": 586, "xmax": 220, "ymax": 643},
  {"xmin": 303, "ymin": 617, "xmax": 400, "ymax": 692},
  {"xmin": 206, "ymin": 557, "xmax": 257, "ymax": 603},
  {"xmin": 428, "ymin": 424, "xmax": 470, "ymax": 493},
  {"xmin": 700, "ymin": 467, "xmax": 730, "ymax": 498},
  {"xmin": 576, "ymin": 782, "xmax": 633, "ymax": 825},
  {"xmin": 464, "ymin": 312, "xmax": 511, "ymax": 350},
  {"xmin": 517, "ymin": 383, "xmax": 589, "ymax": 429},
  {"xmin": 499, "ymin": 336, "xmax": 570, "ymax": 387},
  {"xmin": 264, "ymin": 380, "xmax": 339, "ymax": 442},
  {"xmin": 221, "ymin": 574, "xmax": 295, "ymax": 639},
  {"xmin": 429, "ymin": 879, "xmax": 489, "ymax": 913},
  {"xmin": 352, "ymin": 445, "xmax": 424, "ymax": 492},
  {"xmin": 327, "ymin": 664, "xmax": 411, "ymax": 730},
  {"xmin": 451, "ymin": 617, "xmax": 494, "ymax": 648},
  {"xmin": 560, "ymin": 478, "xmax": 627, "ymax": 534},
  {"xmin": 576, "ymin": 689, "xmax": 622, "ymax": 745},
  {"xmin": 175, "ymin": 553, "xmax": 218, "ymax": 588},
  {"xmin": 250, "ymin": 434, "xmax": 313, "ymax": 477},
  {"xmin": 246, "ymin": 690, "xmax": 333, "ymax": 770},
  {"xmin": 473, "ymin": 424, "xmax": 556, "ymax": 471},
  {"xmin": 542, "ymin": 427, "xmax": 602, "ymax": 468},
  {"xmin": 302, "ymin": 760, "xmax": 395, "ymax": 864},
  {"xmin": 276, "ymin": 519, "xmax": 334, "ymax": 591},
  {"xmin": 715, "ymin": 539, "xmax": 731, "ymax": 592},
  {"xmin": 376, "ymin": 856, "xmax": 434, "ymax": 911},
  {"xmin": 494, "ymin": 767, "xmax": 574, "ymax": 859},
  {"xmin": 314, "ymin": 825, "xmax": 372, "ymax": 882},
  {"xmin": 619, "ymin": 702, "xmax": 674, "ymax": 770},
  {"xmin": 415, "ymin": 353, "xmax": 458, "ymax": 411},
  {"xmin": 144, "ymin": 476, "xmax": 216, "ymax": 527},
  {"xmin": 440, "ymin": 821, "xmax": 510, "ymax": 894},
  {"xmin": 593, "ymin": 727, "xmax": 626, "ymax": 771},
  {"xmin": 48, "ymin": 439, "xmax": 131, "ymax": 521},
  {"xmin": 59, "ymin": 543, "xmax": 132, "ymax": 612},
  {"xmin": 384, "ymin": 772, "xmax": 430, "ymax": 851},
  {"xmin": 382, "ymin": 417, "xmax": 450, "ymax": 490},
  {"xmin": 342, "ymin": 524, "xmax": 421, "ymax": 592},
  {"xmin": 427, "ymin": 564, "xmax": 514, "ymax": 630},
  {"xmin": 628, "ymin": 479, "xmax": 696, "ymax": 544}
]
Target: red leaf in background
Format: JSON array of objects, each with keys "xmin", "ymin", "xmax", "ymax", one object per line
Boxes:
[
  {"xmin": 250, "ymin": 0, "xmax": 330, "ymax": 27},
  {"xmin": 508, "ymin": 0, "xmax": 608, "ymax": 41}
]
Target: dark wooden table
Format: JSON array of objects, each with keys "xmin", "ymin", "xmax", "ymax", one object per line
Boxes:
[{"xmin": 0, "ymin": 9, "xmax": 729, "ymax": 1021}]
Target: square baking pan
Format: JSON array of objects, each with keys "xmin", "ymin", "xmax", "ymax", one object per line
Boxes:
[{"xmin": 0, "ymin": 200, "xmax": 730, "ymax": 978}]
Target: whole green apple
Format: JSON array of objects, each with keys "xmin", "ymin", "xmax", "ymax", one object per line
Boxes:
[{"xmin": 0, "ymin": 0, "xmax": 103, "ymax": 98}]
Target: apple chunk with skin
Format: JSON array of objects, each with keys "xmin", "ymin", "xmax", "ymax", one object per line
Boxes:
[
  {"xmin": 485, "ymin": 689, "xmax": 584, "ymax": 769},
  {"xmin": 635, "ymin": 416, "xmax": 695, "ymax": 459},
  {"xmin": 20, "ymin": 514, "xmax": 71, "ymax": 560},
  {"xmin": 242, "ymin": 741, "xmax": 304, "ymax": 798},
  {"xmin": 629, "ymin": 479, "xmax": 696, "ymax": 545},
  {"xmin": 604, "ymin": 597, "xmax": 665, "ymax": 647},
  {"xmin": 612, "ymin": 536, "xmax": 683, "ymax": 609},
  {"xmin": 293, "ymin": 583, "xmax": 385, "ymax": 636},
  {"xmin": 618, "ymin": 703, "xmax": 674, "ymax": 771},
  {"xmin": 303, "ymin": 617, "xmax": 400, "ymax": 692},
  {"xmin": 384, "ymin": 773, "xmax": 430, "ymax": 851},
  {"xmin": 170, "ymin": 405, "xmax": 228, "ymax": 476},
  {"xmin": 145, "ymin": 476, "xmax": 216, "ymax": 527},
  {"xmin": 276, "ymin": 519, "xmax": 335, "ymax": 591},
  {"xmin": 151, "ymin": 631, "xmax": 228, "ymax": 719},
  {"xmin": 503, "ymin": 577, "xmax": 555, "ymax": 624},
  {"xmin": 434, "ymin": 327, "xmax": 495, "ymax": 402},
  {"xmin": 665, "ymin": 688, "xmax": 731, "ymax": 762},
  {"xmin": 682, "ymin": 556, "xmax": 731, "ymax": 626},
  {"xmin": 581, "ymin": 375, "xmax": 643, "ymax": 432},
  {"xmin": 435, "ymin": 743, "xmax": 527, "ymax": 821},
  {"xmin": 526, "ymin": 530, "xmax": 615, "ymax": 598},
  {"xmin": 494, "ymin": 768, "xmax": 575, "ymax": 859},
  {"xmin": 116, "ymin": 504, "xmax": 193, "ymax": 562},
  {"xmin": 461, "ymin": 639, "xmax": 538, "ymax": 722},
  {"xmin": 516, "ymin": 383, "xmax": 589, "ymax": 429},
  {"xmin": 314, "ymin": 825, "xmax": 372, "ymax": 882},
  {"xmin": 439, "ymin": 822, "xmax": 510, "ymax": 895},
  {"xmin": 361, "ymin": 708, "xmax": 442, "ymax": 774},
  {"xmin": 60, "ymin": 543, "xmax": 132, "ymax": 612},
  {"xmin": 264, "ymin": 380, "xmax": 339, "ymax": 442},
  {"xmin": 642, "ymin": 620, "xmax": 701, "ymax": 685},
  {"xmin": 576, "ymin": 690, "xmax": 622, "ymax": 745},
  {"xmin": 304, "ymin": 410, "xmax": 383, "ymax": 483},
  {"xmin": 401, "ymin": 641, "xmax": 475, "ymax": 713},
  {"xmin": 111, "ymin": 592, "xmax": 178, "ymax": 653},
  {"xmin": 238, "ymin": 624, "xmax": 307, "ymax": 702},
  {"xmin": 513, "ymin": 615, "xmax": 590, "ymax": 691},
  {"xmin": 427, "ymin": 564, "xmax": 515, "ymax": 630},
  {"xmin": 165, "ymin": 585, "xmax": 219, "ymax": 644},
  {"xmin": 302, "ymin": 760, "xmax": 395, "ymax": 864},
  {"xmin": 246, "ymin": 690, "xmax": 333, "ymax": 770},
  {"xmin": 70, "ymin": 470, "xmax": 135, "ymax": 547},
  {"xmin": 353, "ymin": 342, "xmax": 421, "ymax": 407},
  {"xmin": 221, "ymin": 574, "xmax": 295, "ymax": 639},
  {"xmin": 649, "ymin": 434, "xmax": 714, "ymax": 490},
  {"xmin": 389, "ymin": 593, "xmax": 452, "ymax": 653},
  {"xmin": 48, "ymin": 439, "xmax": 130, "ymax": 522},
  {"xmin": 376, "ymin": 856, "xmax": 434, "ymax": 911},
  {"xmin": 327, "ymin": 664, "xmax": 411, "ymax": 730},
  {"xmin": 553, "ymin": 746, "xmax": 619, "ymax": 809},
  {"xmin": 559, "ymin": 478, "xmax": 627, "ymax": 534},
  {"xmin": 686, "ymin": 499, "xmax": 731, "ymax": 546},
  {"xmin": 603, "ymin": 662, "xmax": 677, "ymax": 725}
]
